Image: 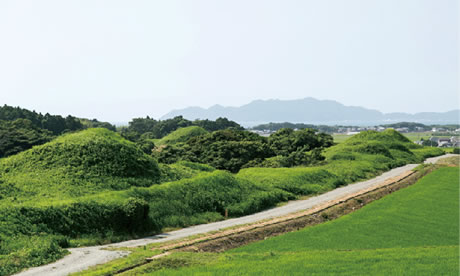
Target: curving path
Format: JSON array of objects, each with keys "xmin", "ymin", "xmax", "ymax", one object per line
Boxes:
[{"xmin": 16, "ymin": 154, "xmax": 456, "ymax": 276}]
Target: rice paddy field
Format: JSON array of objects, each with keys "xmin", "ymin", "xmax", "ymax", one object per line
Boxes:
[{"xmin": 136, "ymin": 166, "xmax": 459, "ymax": 275}]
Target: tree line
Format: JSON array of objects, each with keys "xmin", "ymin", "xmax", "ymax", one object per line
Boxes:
[{"xmin": 0, "ymin": 105, "xmax": 115, "ymax": 158}]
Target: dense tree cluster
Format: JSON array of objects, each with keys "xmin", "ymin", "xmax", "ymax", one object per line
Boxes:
[
  {"xmin": 0, "ymin": 105, "xmax": 83, "ymax": 135},
  {"xmin": 120, "ymin": 116, "xmax": 243, "ymax": 142},
  {"xmin": 154, "ymin": 128, "xmax": 334, "ymax": 172},
  {"xmin": 0, "ymin": 119, "xmax": 54, "ymax": 158},
  {"xmin": 0, "ymin": 105, "xmax": 116, "ymax": 135},
  {"xmin": 0, "ymin": 105, "xmax": 116, "ymax": 157},
  {"xmin": 263, "ymin": 128, "xmax": 334, "ymax": 167}
]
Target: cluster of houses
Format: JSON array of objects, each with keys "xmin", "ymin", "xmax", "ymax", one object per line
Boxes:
[
  {"xmin": 336, "ymin": 126, "xmax": 385, "ymax": 135},
  {"xmin": 415, "ymin": 136, "xmax": 460, "ymax": 148}
]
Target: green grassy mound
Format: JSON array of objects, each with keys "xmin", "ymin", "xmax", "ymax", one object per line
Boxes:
[
  {"xmin": 1, "ymin": 128, "xmax": 159, "ymax": 178},
  {"xmin": 0, "ymin": 128, "xmax": 162, "ymax": 203},
  {"xmin": 155, "ymin": 126, "xmax": 208, "ymax": 146},
  {"xmin": 0, "ymin": 130, "xmax": 445, "ymax": 275},
  {"xmin": 139, "ymin": 167, "xmax": 459, "ymax": 275}
]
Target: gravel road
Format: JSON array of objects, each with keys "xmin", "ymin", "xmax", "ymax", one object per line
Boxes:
[{"xmin": 15, "ymin": 154, "xmax": 456, "ymax": 276}]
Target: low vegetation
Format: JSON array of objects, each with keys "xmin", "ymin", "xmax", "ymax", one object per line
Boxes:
[
  {"xmin": 131, "ymin": 166, "xmax": 458, "ymax": 275},
  {"xmin": 154, "ymin": 126, "xmax": 208, "ymax": 146}
]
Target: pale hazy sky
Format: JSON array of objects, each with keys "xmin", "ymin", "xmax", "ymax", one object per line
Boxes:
[{"xmin": 0, "ymin": 0, "xmax": 458, "ymax": 122}]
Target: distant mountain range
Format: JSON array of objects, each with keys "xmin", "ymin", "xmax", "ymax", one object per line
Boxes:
[{"xmin": 161, "ymin": 98, "xmax": 459, "ymax": 127}]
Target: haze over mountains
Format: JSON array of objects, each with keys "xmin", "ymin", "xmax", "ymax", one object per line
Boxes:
[{"xmin": 161, "ymin": 98, "xmax": 460, "ymax": 127}]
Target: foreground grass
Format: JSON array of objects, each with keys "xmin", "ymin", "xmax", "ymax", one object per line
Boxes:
[
  {"xmin": 138, "ymin": 167, "xmax": 459, "ymax": 275},
  {"xmin": 130, "ymin": 246, "xmax": 457, "ymax": 276}
]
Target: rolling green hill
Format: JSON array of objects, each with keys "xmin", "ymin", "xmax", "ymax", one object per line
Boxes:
[
  {"xmin": 0, "ymin": 128, "xmax": 161, "ymax": 203},
  {"xmin": 0, "ymin": 129, "xmax": 444, "ymax": 275}
]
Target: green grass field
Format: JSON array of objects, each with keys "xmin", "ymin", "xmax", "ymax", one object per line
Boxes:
[{"xmin": 137, "ymin": 167, "xmax": 459, "ymax": 275}]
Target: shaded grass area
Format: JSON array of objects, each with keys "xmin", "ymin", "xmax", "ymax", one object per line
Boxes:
[
  {"xmin": 139, "ymin": 167, "xmax": 459, "ymax": 275},
  {"xmin": 0, "ymin": 129, "xmax": 444, "ymax": 275}
]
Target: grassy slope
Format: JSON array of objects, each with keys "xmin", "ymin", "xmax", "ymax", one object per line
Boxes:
[
  {"xmin": 154, "ymin": 126, "xmax": 208, "ymax": 146},
  {"xmin": 140, "ymin": 167, "xmax": 459, "ymax": 275},
  {"xmin": 0, "ymin": 128, "xmax": 161, "ymax": 204}
]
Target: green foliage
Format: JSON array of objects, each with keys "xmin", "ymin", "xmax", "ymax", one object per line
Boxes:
[
  {"xmin": 421, "ymin": 138, "xmax": 437, "ymax": 147},
  {"xmin": 0, "ymin": 235, "xmax": 68, "ymax": 276},
  {"xmin": 182, "ymin": 129, "xmax": 274, "ymax": 172},
  {"xmin": 0, "ymin": 119, "xmax": 54, "ymax": 158},
  {"xmin": 158, "ymin": 161, "xmax": 215, "ymax": 183},
  {"xmin": 135, "ymin": 139, "xmax": 156, "ymax": 154},
  {"xmin": 0, "ymin": 129, "xmax": 446, "ymax": 275},
  {"xmin": 1, "ymin": 128, "xmax": 159, "ymax": 179},
  {"xmin": 453, "ymin": 148, "xmax": 460, "ymax": 154},
  {"xmin": 121, "ymin": 116, "xmax": 243, "ymax": 142},
  {"xmin": 78, "ymin": 118, "xmax": 116, "ymax": 131},
  {"xmin": 0, "ymin": 128, "xmax": 166, "ymax": 205},
  {"xmin": 237, "ymin": 166, "xmax": 342, "ymax": 196},
  {"xmin": 146, "ymin": 167, "xmax": 459, "ymax": 275},
  {"xmin": 155, "ymin": 128, "xmax": 333, "ymax": 172},
  {"xmin": 192, "ymin": 117, "xmax": 244, "ymax": 132},
  {"xmin": 129, "ymin": 171, "xmax": 241, "ymax": 227},
  {"xmin": 156, "ymin": 126, "xmax": 208, "ymax": 146},
  {"xmin": 0, "ymin": 105, "xmax": 116, "ymax": 158},
  {"xmin": 268, "ymin": 128, "xmax": 333, "ymax": 156},
  {"xmin": 0, "ymin": 104, "xmax": 85, "ymax": 135}
]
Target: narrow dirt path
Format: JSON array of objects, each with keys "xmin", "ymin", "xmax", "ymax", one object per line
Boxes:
[{"xmin": 15, "ymin": 154, "xmax": 456, "ymax": 276}]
